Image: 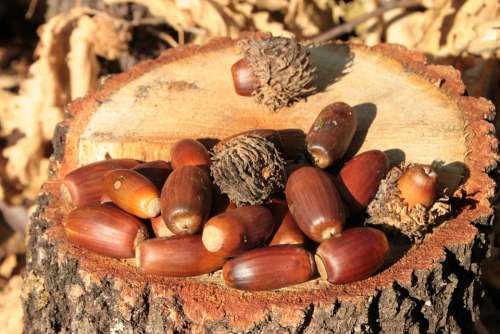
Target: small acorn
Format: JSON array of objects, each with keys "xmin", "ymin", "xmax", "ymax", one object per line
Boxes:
[
  {"xmin": 161, "ymin": 166, "xmax": 212, "ymax": 235},
  {"xmin": 170, "ymin": 139, "xmax": 211, "ymax": 169},
  {"xmin": 306, "ymin": 102, "xmax": 357, "ymax": 168},
  {"xmin": 133, "ymin": 160, "xmax": 172, "ymax": 190},
  {"xmin": 285, "ymin": 166, "xmax": 345, "ymax": 242},
  {"xmin": 137, "ymin": 236, "xmax": 225, "ymax": 277},
  {"xmin": 232, "ymin": 36, "xmax": 315, "ymax": 111},
  {"xmin": 336, "ymin": 150, "xmax": 389, "ymax": 213},
  {"xmin": 150, "ymin": 215, "xmax": 175, "ymax": 238},
  {"xmin": 315, "ymin": 227, "xmax": 389, "ymax": 284},
  {"xmin": 270, "ymin": 211, "xmax": 306, "ymax": 246},
  {"xmin": 61, "ymin": 159, "xmax": 140, "ymax": 208},
  {"xmin": 397, "ymin": 164, "xmax": 439, "ymax": 208},
  {"xmin": 103, "ymin": 169, "xmax": 161, "ymax": 219},
  {"xmin": 223, "ymin": 245, "xmax": 315, "ymax": 291},
  {"xmin": 202, "ymin": 206, "xmax": 274, "ymax": 257},
  {"xmin": 64, "ymin": 204, "xmax": 148, "ymax": 258}
]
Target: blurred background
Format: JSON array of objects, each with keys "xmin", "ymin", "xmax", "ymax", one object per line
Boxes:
[{"xmin": 0, "ymin": 0, "xmax": 498, "ymax": 333}]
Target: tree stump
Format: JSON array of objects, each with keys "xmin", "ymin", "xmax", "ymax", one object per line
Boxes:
[{"xmin": 23, "ymin": 36, "xmax": 498, "ymax": 333}]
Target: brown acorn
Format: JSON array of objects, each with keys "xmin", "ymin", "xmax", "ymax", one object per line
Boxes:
[
  {"xmin": 315, "ymin": 227, "xmax": 389, "ymax": 284},
  {"xmin": 202, "ymin": 206, "xmax": 274, "ymax": 257},
  {"xmin": 137, "ymin": 235, "xmax": 225, "ymax": 277},
  {"xmin": 150, "ymin": 215, "xmax": 175, "ymax": 238},
  {"xmin": 285, "ymin": 167, "xmax": 345, "ymax": 242},
  {"xmin": 306, "ymin": 102, "xmax": 357, "ymax": 169},
  {"xmin": 397, "ymin": 164, "xmax": 439, "ymax": 208},
  {"xmin": 265, "ymin": 197, "xmax": 289, "ymax": 227},
  {"xmin": 160, "ymin": 166, "xmax": 212, "ymax": 235},
  {"xmin": 223, "ymin": 245, "xmax": 315, "ymax": 291},
  {"xmin": 336, "ymin": 150, "xmax": 389, "ymax": 213},
  {"xmin": 64, "ymin": 204, "xmax": 148, "ymax": 258},
  {"xmin": 133, "ymin": 160, "xmax": 172, "ymax": 190},
  {"xmin": 61, "ymin": 159, "xmax": 140, "ymax": 208},
  {"xmin": 231, "ymin": 58, "xmax": 260, "ymax": 96},
  {"xmin": 270, "ymin": 211, "xmax": 305, "ymax": 246},
  {"xmin": 103, "ymin": 169, "xmax": 160, "ymax": 219},
  {"xmin": 170, "ymin": 138, "xmax": 210, "ymax": 169}
]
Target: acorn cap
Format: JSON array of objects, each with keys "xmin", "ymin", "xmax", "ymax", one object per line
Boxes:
[
  {"xmin": 211, "ymin": 134, "xmax": 286, "ymax": 206},
  {"xmin": 366, "ymin": 164, "xmax": 451, "ymax": 241},
  {"xmin": 238, "ymin": 36, "xmax": 315, "ymax": 111}
]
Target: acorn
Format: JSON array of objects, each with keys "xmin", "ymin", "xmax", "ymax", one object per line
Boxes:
[
  {"xmin": 397, "ymin": 164, "xmax": 439, "ymax": 208},
  {"xmin": 270, "ymin": 211, "xmax": 305, "ymax": 246},
  {"xmin": 161, "ymin": 166, "xmax": 212, "ymax": 235},
  {"xmin": 315, "ymin": 227, "xmax": 389, "ymax": 284},
  {"xmin": 64, "ymin": 204, "xmax": 148, "ymax": 258},
  {"xmin": 61, "ymin": 159, "xmax": 140, "ymax": 208},
  {"xmin": 150, "ymin": 215, "xmax": 175, "ymax": 238},
  {"xmin": 265, "ymin": 197, "xmax": 289, "ymax": 227},
  {"xmin": 306, "ymin": 102, "xmax": 357, "ymax": 169},
  {"xmin": 223, "ymin": 245, "xmax": 315, "ymax": 291},
  {"xmin": 336, "ymin": 150, "xmax": 389, "ymax": 213},
  {"xmin": 285, "ymin": 166, "xmax": 345, "ymax": 242},
  {"xmin": 137, "ymin": 236, "xmax": 225, "ymax": 277},
  {"xmin": 211, "ymin": 134, "xmax": 286, "ymax": 206},
  {"xmin": 170, "ymin": 139, "xmax": 211, "ymax": 169},
  {"xmin": 103, "ymin": 169, "xmax": 160, "ymax": 219},
  {"xmin": 232, "ymin": 36, "xmax": 315, "ymax": 111},
  {"xmin": 133, "ymin": 160, "xmax": 172, "ymax": 190},
  {"xmin": 202, "ymin": 206, "xmax": 274, "ymax": 257}
]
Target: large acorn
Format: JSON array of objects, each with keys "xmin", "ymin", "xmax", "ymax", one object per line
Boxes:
[
  {"xmin": 231, "ymin": 36, "xmax": 316, "ymax": 111},
  {"xmin": 211, "ymin": 134, "xmax": 286, "ymax": 206}
]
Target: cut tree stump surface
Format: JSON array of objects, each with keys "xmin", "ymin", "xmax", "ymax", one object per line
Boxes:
[{"xmin": 24, "ymin": 36, "xmax": 498, "ymax": 333}]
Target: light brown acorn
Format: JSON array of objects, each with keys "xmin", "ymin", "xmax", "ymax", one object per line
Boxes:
[
  {"xmin": 150, "ymin": 215, "xmax": 175, "ymax": 238},
  {"xmin": 270, "ymin": 211, "xmax": 305, "ymax": 246},
  {"xmin": 397, "ymin": 165, "xmax": 439, "ymax": 208},
  {"xmin": 285, "ymin": 166, "xmax": 345, "ymax": 242},
  {"xmin": 103, "ymin": 169, "xmax": 160, "ymax": 219},
  {"xmin": 61, "ymin": 159, "xmax": 140, "ymax": 208},
  {"xmin": 160, "ymin": 166, "xmax": 212, "ymax": 235},
  {"xmin": 137, "ymin": 235, "xmax": 225, "ymax": 277},
  {"xmin": 306, "ymin": 102, "xmax": 357, "ymax": 168},
  {"xmin": 170, "ymin": 139, "xmax": 210, "ymax": 169},
  {"xmin": 223, "ymin": 245, "xmax": 316, "ymax": 291},
  {"xmin": 202, "ymin": 206, "xmax": 274, "ymax": 257},
  {"xmin": 133, "ymin": 160, "xmax": 172, "ymax": 190},
  {"xmin": 315, "ymin": 227, "xmax": 389, "ymax": 284},
  {"xmin": 336, "ymin": 150, "xmax": 389, "ymax": 213},
  {"xmin": 64, "ymin": 204, "xmax": 148, "ymax": 258},
  {"xmin": 231, "ymin": 58, "xmax": 260, "ymax": 96}
]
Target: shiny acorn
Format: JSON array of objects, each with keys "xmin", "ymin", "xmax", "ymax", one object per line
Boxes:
[
  {"xmin": 64, "ymin": 204, "xmax": 148, "ymax": 258},
  {"xmin": 133, "ymin": 160, "xmax": 172, "ymax": 190},
  {"xmin": 160, "ymin": 166, "xmax": 212, "ymax": 235},
  {"xmin": 336, "ymin": 150, "xmax": 389, "ymax": 213},
  {"xmin": 202, "ymin": 206, "xmax": 274, "ymax": 257},
  {"xmin": 170, "ymin": 138, "xmax": 211, "ymax": 169},
  {"xmin": 223, "ymin": 245, "xmax": 316, "ymax": 291},
  {"xmin": 150, "ymin": 215, "xmax": 175, "ymax": 238},
  {"xmin": 136, "ymin": 235, "xmax": 225, "ymax": 277},
  {"xmin": 285, "ymin": 166, "xmax": 345, "ymax": 242},
  {"xmin": 61, "ymin": 159, "xmax": 140, "ymax": 208},
  {"xmin": 315, "ymin": 227, "xmax": 389, "ymax": 284},
  {"xmin": 270, "ymin": 211, "xmax": 305, "ymax": 246},
  {"xmin": 397, "ymin": 164, "xmax": 439, "ymax": 208},
  {"xmin": 103, "ymin": 169, "xmax": 160, "ymax": 219},
  {"xmin": 231, "ymin": 58, "xmax": 260, "ymax": 96},
  {"xmin": 306, "ymin": 102, "xmax": 357, "ymax": 168}
]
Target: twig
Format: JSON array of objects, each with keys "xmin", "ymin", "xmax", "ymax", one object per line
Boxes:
[
  {"xmin": 25, "ymin": 0, "xmax": 38, "ymax": 19},
  {"xmin": 310, "ymin": 0, "xmax": 422, "ymax": 43}
]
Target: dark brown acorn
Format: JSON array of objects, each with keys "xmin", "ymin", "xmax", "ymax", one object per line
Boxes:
[
  {"xmin": 336, "ymin": 150, "xmax": 389, "ymax": 213},
  {"xmin": 223, "ymin": 245, "xmax": 315, "ymax": 291},
  {"xmin": 265, "ymin": 197, "xmax": 288, "ymax": 227},
  {"xmin": 270, "ymin": 211, "xmax": 305, "ymax": 246},
  {"xmin": 103, "ymin": 169, "xmax": 160, "ymax": 219},
  {"xmin": 170, "ymin": 138, "xmax": 211, "ymax": 169},
  {"xmin": 285, "ymin": 166, "xmax": 345, "ymax": 242},
  {"xmin": 306, "ymin": 102, "xmax": 357, "ymax": 168},
  {"xmin": 160, "ymin": 166, "xmax": 212, "ymax": 235},
  {"xmin": 397, "ymin": 164, "xmax": 439, "ymax": 208},
  {"xmin": 64, "ymin": 204, "xmax": 148, "ymax": 258},
  {"xmin": 137, "ymin": 235, "xmax": 226, "ymax": 277},
  {"xmin": 61, "ymin": 159, "xmax": 140, "ymax": 208},
  {"xmin": 133, "ymin": 160, "xmax": 172, "ymax": 190},
  {"xmin": 315, "ymin": 227, "xmax": 389, "ymax": 284},
  {"xmin": 231, "ymin": 58, "xmax": 260, "ymax": 96},
  {"xmin": 150, "ymin": 215, "xmax": 175, "ymax": 238},
  {"xmin": 202, "ymin": 206, "xmax": 274, "ymax": 257}
]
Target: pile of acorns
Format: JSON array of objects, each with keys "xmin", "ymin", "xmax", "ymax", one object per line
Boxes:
[{"xmin": 61, "ymin": 101, "xmax": 448, "ymax": 291}]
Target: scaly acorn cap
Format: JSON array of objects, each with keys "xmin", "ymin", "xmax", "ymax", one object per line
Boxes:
[
  {"xmin": 365, "ymin": 164, "xmax": 451, "ymax": 242},
  {"xmin": 238, "ymin": 36, "xmax": 316, "ymax": 111},
  {"xmin": 211, "ymin": 135, "xmax": 286, "ymax": 206}
]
